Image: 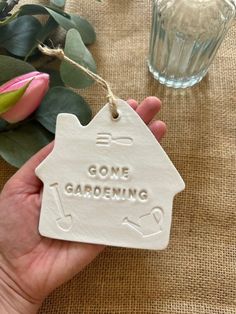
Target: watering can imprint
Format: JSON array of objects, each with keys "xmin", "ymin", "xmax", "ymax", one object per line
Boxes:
[{"xmin": 122, "ymin": 207, "xmax": 163, "ymax": 238}]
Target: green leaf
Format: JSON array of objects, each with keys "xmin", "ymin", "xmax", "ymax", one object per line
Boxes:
[
  {"xmin": 0, "ymin": 121, "xmax": 54, "ymax": 168},
  {"xmin": 0, "ymin": 15, "xmax": 42, "ymax": 57},
  {"xmin": 34, "ymin": 86, "xmax": 92, "ymax": 133},
  {"xmin": 70, "ymin": 14, "xmax": 96, "ymax": 45},
  {"xmin": 19, "ymin": 5, "xmax": 96, "ymax": 45},
  {"xmin": 37, "ymin": 16, "xmax": 58, "ymax": 43},
  {"xmin": 19, "ymin": 4, "xmax": 75, "ymax": 31},
  {"xmin": 49, "ymin": 0, "xmax": 66, "ymax": 9},
  {"xmin": 36, "ymin": 6, "xmax": 72, "ymax": 31},
  {"xmin": 25, "ymin": 16, "xmax": 58, "ymax": 60},
  {"xmin": 19, "ymin": 4, "xmax": 70, "ymax": 18},
  {"xmin": 0, "ymin": 81, "xmax": 31, "ymax": 115},
  {"xmin": 39, "ymin": 69, "xmax": 65, "ymax": 88},
  {"xmin": 60, "ymin": 29, "xmax": 97, "ymax": 89},
  {"xmin": 0, "ymin": 117, "xmax": 9, "ymax": 131},
  {"xmin": 0, "ymin": 55, "xmax": 35, "ymax": 85}
]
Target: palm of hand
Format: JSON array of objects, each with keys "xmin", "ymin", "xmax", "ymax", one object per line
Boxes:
[
  {"xmin": 0, "ymin": 170, "xmax": 104, "ymax": 303},
  {"xmin": 0, "ymin": 98, "xmax": 166, "ymax": 307}
]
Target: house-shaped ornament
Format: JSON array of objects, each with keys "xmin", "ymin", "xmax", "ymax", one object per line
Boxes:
[{"xmin": 36, "ymin": 99, "xmax": 185, "ymax": 250}]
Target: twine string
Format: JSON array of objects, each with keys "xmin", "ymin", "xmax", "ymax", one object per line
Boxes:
[{"xmin": 37, "ymin": 44, "xmax": 119, "ymax": 119}]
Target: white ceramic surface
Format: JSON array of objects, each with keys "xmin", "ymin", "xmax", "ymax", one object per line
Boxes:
[{"xmin": 36, "ymin": 99, "xmax": 185, "ymax": 250}]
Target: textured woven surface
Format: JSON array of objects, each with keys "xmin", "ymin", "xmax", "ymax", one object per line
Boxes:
[{"xmin": 1, "ymin": 0, "xmax": 236, "ymax": 313}]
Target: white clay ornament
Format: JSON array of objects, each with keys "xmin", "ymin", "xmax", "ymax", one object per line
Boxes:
[{"xmin": 36, "ymin": 99, "xmax": 185, "ymax": 250}]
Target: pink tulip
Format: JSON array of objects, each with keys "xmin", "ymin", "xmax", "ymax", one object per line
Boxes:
[{"xmin": 0, "ymin": 71, "xmax": 49, "ymax": 123}]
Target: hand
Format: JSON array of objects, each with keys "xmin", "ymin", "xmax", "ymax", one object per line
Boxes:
[{"xmin": 0, "ymin": 97, "xmax": 166, "ymax": 314}]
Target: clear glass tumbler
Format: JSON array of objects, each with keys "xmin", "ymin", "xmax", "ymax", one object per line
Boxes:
[{"xmin": 148, "ymin": 0, "xmax": 236, "ymax": 88}]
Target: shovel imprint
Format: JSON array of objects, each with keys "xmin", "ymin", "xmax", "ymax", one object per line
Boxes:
[
  {"xmin": 50, "ymin": 183, "xmax": 73, "ymax": 232},
  {"xmin": 122, "ymin": 207, "xmax": 164, "ymax": 238}
]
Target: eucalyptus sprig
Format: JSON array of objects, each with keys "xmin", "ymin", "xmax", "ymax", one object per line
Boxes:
[{"xmin": 0, "ymin": 1, "xmax": 100, "ymax": 168}]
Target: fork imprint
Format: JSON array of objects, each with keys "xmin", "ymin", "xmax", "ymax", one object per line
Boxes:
[{"xmin": 96, "ymin": 133, "xmax": 134, "ymax": 146}]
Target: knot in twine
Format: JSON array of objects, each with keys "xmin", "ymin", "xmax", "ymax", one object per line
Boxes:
[{"xmin": 38, "ymin": 44, "xmax": 119, "ymax": 119}]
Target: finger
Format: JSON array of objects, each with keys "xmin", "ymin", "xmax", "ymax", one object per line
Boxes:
[
  {"xmin": 149, "ymin": 120, "xmax": 167, "ymax": 142},
  {"xmin": 12, "ymin": 141, "xmax": 54, "ymax": 191},
  {"xmin": 126, "ymin": 99, "xmax": 138, "ymax": 110},
  {"xmin": 136, "ymin": 96, "xmax": 161, "ymax": 124}
]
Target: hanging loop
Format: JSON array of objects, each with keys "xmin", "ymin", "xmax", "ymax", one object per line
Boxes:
[{"xmin": 38, "ymin": 44, "xmax": 119, "ymax": 119}]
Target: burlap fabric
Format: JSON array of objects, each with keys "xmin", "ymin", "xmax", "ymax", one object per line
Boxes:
[{"xmin": 0, "ymin": 0, "xmax": 235, "ymax": 313}]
